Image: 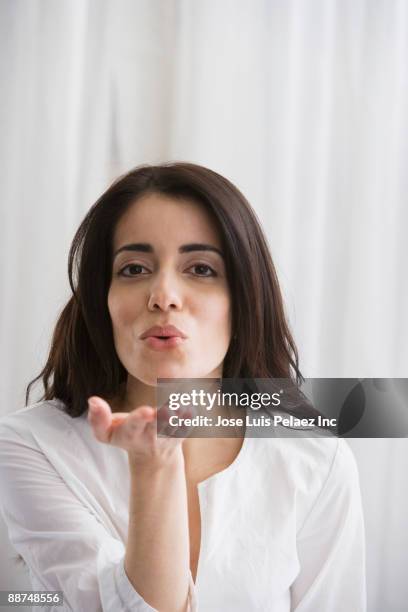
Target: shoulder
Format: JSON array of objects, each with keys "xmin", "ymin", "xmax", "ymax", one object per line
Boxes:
[
  {"xmin": 253, "ymin": 434, "xmax": 356, "ymax": 482},
  {"xmin": 249, "ymin": 436, "xmax": 360, "ymax": 528},
  {"xmin": 0, "ymin": 399, "xmax": 111, "ymax": 488},
  {"xmin": 0, "ymin": 399, "xmax": 84, "ymax": 447},
  {"xmin": 288, "ymin": 436, "xmax": 357, "ymax": 476},
  {"xmin": 279, "ymin": 436, "xmax": 359, "ymax": 490}
]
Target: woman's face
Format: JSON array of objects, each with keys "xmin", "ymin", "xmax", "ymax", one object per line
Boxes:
[{"xmin": 108, "ymin": 193, "xmax": 231, "ymax": 387}]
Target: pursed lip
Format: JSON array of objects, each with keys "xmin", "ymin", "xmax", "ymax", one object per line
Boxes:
[{"xmin": 140, "ymin": 325, "xmax": 187, "ymax": 340}]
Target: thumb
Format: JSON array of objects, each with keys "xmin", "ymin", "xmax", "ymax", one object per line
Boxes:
[{"xmin": 87, "ymin": 396, "xmax": 113, "ymax": 442}]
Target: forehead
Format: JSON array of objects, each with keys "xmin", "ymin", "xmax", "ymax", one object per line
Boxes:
[{"xmin": 112, "ymin": 193, "xmax": 222, "ymax": 249}]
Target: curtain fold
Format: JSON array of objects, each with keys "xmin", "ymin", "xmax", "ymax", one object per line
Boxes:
[{"xmin": 1, "ymin": 2, "xmax": 407, "ymax": 610}]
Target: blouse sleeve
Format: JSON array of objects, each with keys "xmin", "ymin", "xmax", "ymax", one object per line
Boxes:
[
  {"xmin": 0, "ymin": 422, "xmax": 196, "ymax": 612},
  {"xmin": 290, "ymin": 439, "xmax": 366, "ymax": 611}
]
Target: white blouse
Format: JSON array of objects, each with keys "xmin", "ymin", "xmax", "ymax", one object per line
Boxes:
[{"xmin": 0, "ymin": 400, "xmax": 366, "ymax": 611}]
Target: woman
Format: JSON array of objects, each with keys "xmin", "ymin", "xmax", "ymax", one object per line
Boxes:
[{"xmin": 0, "ymin": 162, "xmax": 366, "ymax": 611}]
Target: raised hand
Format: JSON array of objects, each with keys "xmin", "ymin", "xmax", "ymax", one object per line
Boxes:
[{"xmin": 87, "ymin": 396, "xmax": 187, "ymax": 469}]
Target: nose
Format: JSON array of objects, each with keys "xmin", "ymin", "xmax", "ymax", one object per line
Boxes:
[{"xmin": 147, "ymin": 271, "xmax": 183, "ymax": 312}]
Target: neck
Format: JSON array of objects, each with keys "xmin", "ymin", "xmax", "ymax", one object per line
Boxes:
[
  {"xmin": 112, "ymin": 373, "xmax": 224, "ymax": 414},
  {"xmin": 111, "ymin": 376, "xmax": 157, "ymax": 412}
]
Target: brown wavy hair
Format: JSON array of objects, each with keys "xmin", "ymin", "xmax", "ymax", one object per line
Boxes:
[{"xmin": 26, "ymin": 162, "xmax": 303, "ymax": 417}]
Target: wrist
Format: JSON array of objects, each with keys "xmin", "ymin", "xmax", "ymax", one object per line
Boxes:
[{"xmin": 127, "ymin": 444, "xmax": 185, "ymax": 476}]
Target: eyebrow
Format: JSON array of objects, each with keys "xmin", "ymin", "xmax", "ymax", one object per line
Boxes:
[{"xmin": 113, "ymin": 242, "xmax": 224, "ymax": 260}]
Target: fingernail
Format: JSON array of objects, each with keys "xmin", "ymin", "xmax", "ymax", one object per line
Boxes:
[{"xmin": 88, "ymin": 398, "xmax": 99, "ymax": 414}]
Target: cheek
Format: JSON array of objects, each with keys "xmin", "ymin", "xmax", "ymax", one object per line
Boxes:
[
  {"xmin": 196, "ymin": 292, "xmax": 231, "ymax": 340},
  {"xmin": 107, "ymin": 286, "xmax": 139, "ymax": 329},
  {"xmin": 107, "ymin": 288, "xmax": 121, "ymax": 327}
]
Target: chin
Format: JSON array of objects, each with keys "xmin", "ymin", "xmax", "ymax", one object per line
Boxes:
[
  {"xmin": 156, "ymin": 367, "xmax": 196, "ymax": 380},
  {"xmin": 137, "ymin": 365, "xmax": 209, "ymax": 384}
]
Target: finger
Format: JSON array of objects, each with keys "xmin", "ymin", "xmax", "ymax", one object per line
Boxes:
[
  {"xmin": 87, "ymin": 396, "xmax": 113, "ymax": 443},
  {"xmin": 110, "ymin": 406, "xmax": 156, "ymax": 447},
  {"xmin": 88, "ymin": 398, "xmax": 156, "ymax": 447},
  {"xmin": 128, "ymin": 405, "xmax": 156, "ymax": 421},
  {"xmin": 87, "ymin": 395, "xmax": 112, "ymax": 416},
  {"xmin": 124, "ymin": 406, "xmax": 156, "ymax": 431},
  {"xmin": 88, "ymin": 396, "xmax": 128, "ymax": 444},
  {"xmin": 144, "ymin": 417, "xmax": 158, "ymax": 444},
  {"xmin": 176, "ymin": 410, "xmax": 194, "ymax": 439},
  {"xmin": 157, "ymin": 402, "xmax": 174, "ymax": 434},
  {"xmin": 158, "ymin": 404, "xmax": 194, "ymax": 438}
]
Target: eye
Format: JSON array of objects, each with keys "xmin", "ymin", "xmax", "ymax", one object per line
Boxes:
[
  {"xmin": 188, "ymin": 264, "xmax": 217, "ymax": 277},
  {"xmin": 118, "ymin": 263, "xmax": 150, "ymax": 277}
]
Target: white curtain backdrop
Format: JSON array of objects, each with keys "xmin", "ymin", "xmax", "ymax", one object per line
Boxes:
[{"xmin": 1, "ymin": 1, "xmax": 407, "ymax": 610}]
